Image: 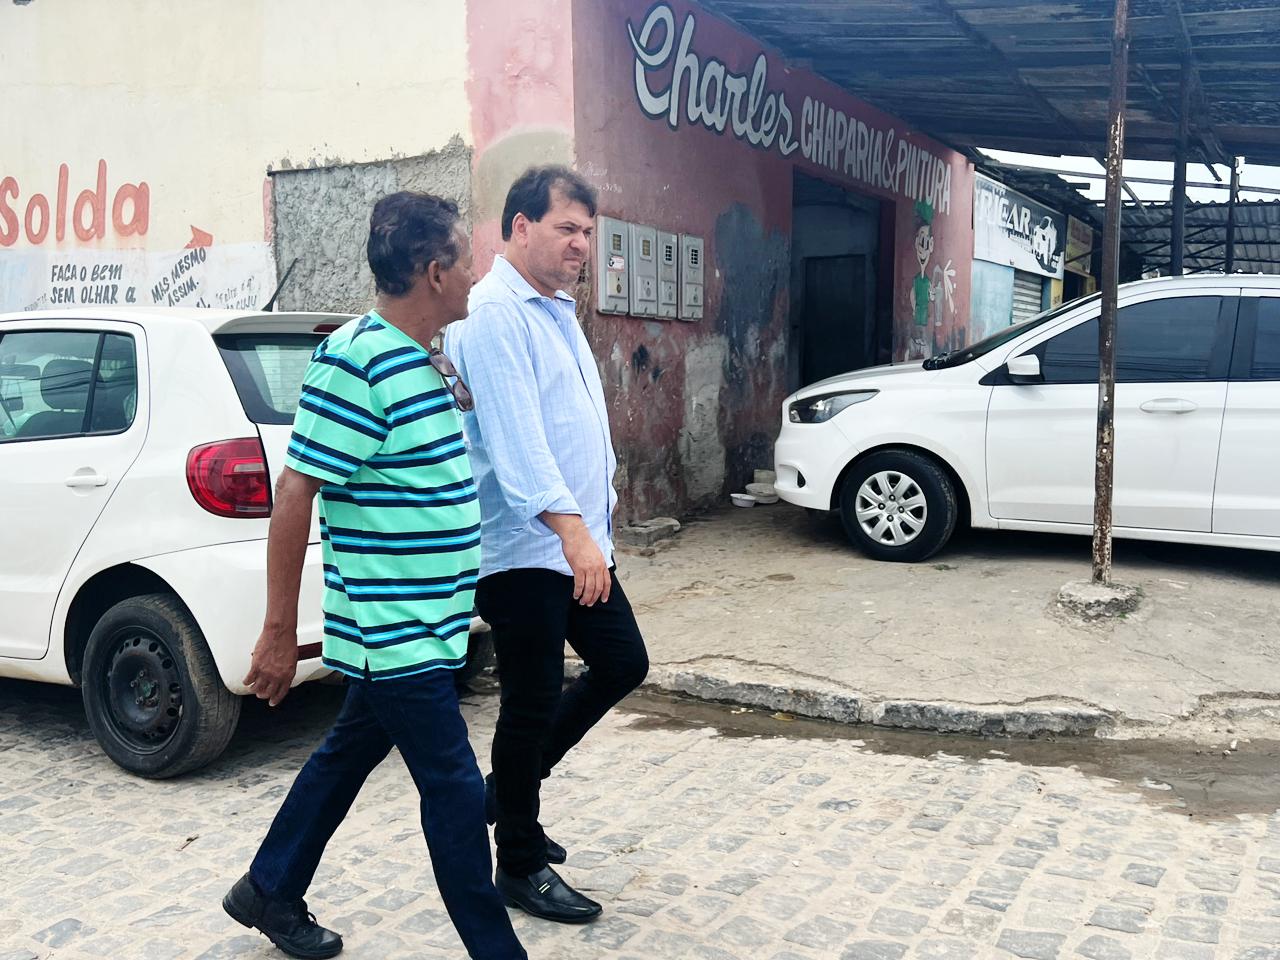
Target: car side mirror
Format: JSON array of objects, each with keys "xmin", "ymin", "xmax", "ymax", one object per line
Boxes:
[{"xmin": 1006, "ymin": 354, "xmax": 1041, "ymax": 383}]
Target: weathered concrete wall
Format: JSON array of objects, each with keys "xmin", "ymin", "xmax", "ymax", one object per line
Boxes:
[
  {"xmin": 271, "ymin": 141, "xmax": 473, "ymax": 313},
  {"xmin": 572, "ymin": 0, "xmax": 977, "ymax": 521},
  {"xmin": 1, "ymin": 0, "xmax": 471, "ymax": 313}
]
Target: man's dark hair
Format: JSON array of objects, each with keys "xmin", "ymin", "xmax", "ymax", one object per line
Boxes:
[
  {"xmin": 500, "ymin": 165, "xmax": 598, "ymax": 241},
  {"xmin": 367, "ymin": 191, "xmax": 461, "ymax": 296}
]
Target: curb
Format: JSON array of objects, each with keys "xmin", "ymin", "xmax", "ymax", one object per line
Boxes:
[{"xmin": 565, "ymin": 661, "xmax": 1115, "ymax": 739}]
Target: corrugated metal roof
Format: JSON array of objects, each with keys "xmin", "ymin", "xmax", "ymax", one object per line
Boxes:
[
  {"xmin": 701, "ymin": 0, "xmax": 1280, "ymax": 168},
  {"xmin": 1117, "ymin": 200, "xmax": 1280, "ymax": 274}
]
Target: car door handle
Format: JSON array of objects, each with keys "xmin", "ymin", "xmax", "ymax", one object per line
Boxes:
[
  {"xmin": 64, "ymin": 471, "xmax": 109, "ymax": 488},
  {"xmin": 1139, "ymin": 398, "xmax": 1197, "ymax": 414}
]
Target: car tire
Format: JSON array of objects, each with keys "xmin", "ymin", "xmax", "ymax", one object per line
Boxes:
[
  {"xmin": 81, "ymin": 593, "xmax": 241, "ymax": 779},
  {"xmin": 839, "ymin": 450, "xmax": 958, "ymax": 563}
]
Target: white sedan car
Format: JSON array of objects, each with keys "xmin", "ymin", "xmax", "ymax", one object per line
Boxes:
[
  {"xmin": 775, "ymin": 275, "xmax": 1280, "ymax": 562},
  {"xmin": 0, "ymin": 307, "xmax": 490, "ymax": 778}
]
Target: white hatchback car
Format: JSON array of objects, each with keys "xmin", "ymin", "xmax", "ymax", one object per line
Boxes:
[
  {"xmin": 0, "ymin": 308, "xmax": 490, "ymax": 778},
  {"xmin": 775, "ymin": 275, "xmax": 1280, "ymax": 562}
]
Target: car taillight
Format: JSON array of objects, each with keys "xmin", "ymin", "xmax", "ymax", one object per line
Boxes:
[{"xmin": 186, "ymin": 438, "xmax": 272, "ymax": 518}]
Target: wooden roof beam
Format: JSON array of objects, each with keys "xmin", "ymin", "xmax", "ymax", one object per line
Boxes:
[
  {"xmin": 928, "ymin": 0, "xmax": 1144, "ymax": 206},
  {"xmin": 1132, "ymin": 62, "xmax": 1223, "ymax": 180},
  {"xmin": 1164, "ymin": 0, "xmax": 1232, "ymax": 170}
]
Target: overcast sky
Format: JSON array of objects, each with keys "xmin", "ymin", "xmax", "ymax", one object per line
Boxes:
[{"xmin": 978, "ymin": 149, "xmax": 1280, "ymax": 206}]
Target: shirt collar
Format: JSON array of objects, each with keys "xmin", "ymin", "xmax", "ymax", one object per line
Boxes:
[{"xmin": 492, "ymin": 255, "xmax": 576, "ymax": 305}]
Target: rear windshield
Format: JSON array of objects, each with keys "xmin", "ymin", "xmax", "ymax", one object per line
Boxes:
[{"xmin": 216, "ymin": 334, "xmax": 323, "ymax": 425}]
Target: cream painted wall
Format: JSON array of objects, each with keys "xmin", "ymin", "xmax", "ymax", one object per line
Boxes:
[
  {"xmin": 4, "ymin": 0, "xmax": 471, "ymax": 251},
  {"xmin": 1, "ymin": 0, "xmax": 470, "ymax": 311}
]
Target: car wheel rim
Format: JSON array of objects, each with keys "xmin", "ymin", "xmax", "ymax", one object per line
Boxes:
[
  {"xmin": 855, "ymin": 471, "xmax": 928, "ymax": 547},
  {"xmin": 101, "ymin": 628, "xmax": 183, "ymax": 754}
]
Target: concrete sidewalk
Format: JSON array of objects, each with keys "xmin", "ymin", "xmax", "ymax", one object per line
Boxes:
[{"xmin": 607, "ymin": 504, "xmax": 1280, "ymax": 742}]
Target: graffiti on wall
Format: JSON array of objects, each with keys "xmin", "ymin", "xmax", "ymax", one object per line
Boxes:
[
  {"xmin": 628, "ymin": 3, "xmax": 800, "ymax": 159},
  {"xmin": 0, "ymin": 159, "xmax": 276, "ymax": 314},
  {"xmin": 1, "ymin": 243, "xmax": 277, "ymax": 314}
]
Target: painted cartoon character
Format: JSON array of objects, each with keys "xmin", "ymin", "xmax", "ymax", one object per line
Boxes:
[
  {"xmin": 910, "ymin": 202, "xmax": 935, "ymax": 329},
  {"xmin": 1032, "ymin": 215, "xmax": 1060, "ymax": 274},
  {"xmin": 907, "ymin": 201, "xmax": 958, "ymax": 358}
]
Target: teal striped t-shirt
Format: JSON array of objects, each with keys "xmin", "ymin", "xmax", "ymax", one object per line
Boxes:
[{"xmin": 284, "ymin": 311, "xmax": 480, "ymax": 680}]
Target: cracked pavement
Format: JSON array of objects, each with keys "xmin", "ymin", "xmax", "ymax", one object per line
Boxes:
[{"xmin": 614, "ymin": 505, "xmax": 1280, "ymax": 740}]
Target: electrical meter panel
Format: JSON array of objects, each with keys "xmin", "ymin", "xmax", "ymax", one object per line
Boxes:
[
  {"xmin": 628, "ymin": 223, "xmax": 658, "ymax": 317},
  {"xmin": 679, "ymin": 234, "xmax": 705, "ymax": 321},
  {"xmin": 596, "ymin": 217, "xmax": 630, "ymax": 314},
  {"xmin": 657, "ymin": 231, "xmax": 679, "ymax": 319}
]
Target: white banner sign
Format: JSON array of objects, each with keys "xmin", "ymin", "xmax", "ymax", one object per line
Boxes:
[{"xmin": 973, "ymin": 175, "xmax": 1065, "ymax": 279}]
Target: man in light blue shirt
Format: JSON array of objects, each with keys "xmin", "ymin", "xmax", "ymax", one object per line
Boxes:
[{"xmin": 445, "ymin": 166, "xmax": 648, "ymax": 925}]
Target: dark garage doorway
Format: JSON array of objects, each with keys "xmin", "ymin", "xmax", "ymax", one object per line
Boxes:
[{"xmin": 789, "ymin": 171, "xmax": 891, "ymax": 389}]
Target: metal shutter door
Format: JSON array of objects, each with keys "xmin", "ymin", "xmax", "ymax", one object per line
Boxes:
[{"xmin": 1012, "ymin": 270, "xmax": 1044, "ymax": 324}]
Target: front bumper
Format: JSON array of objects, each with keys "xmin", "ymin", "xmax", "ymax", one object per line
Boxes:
[{"xmin": 773, "ymin": 419, "xmax": 862, "ymax": 511}]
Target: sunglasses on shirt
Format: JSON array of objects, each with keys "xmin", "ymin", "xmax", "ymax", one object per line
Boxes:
[{"xmin": 428, "ymin": 348, "xmax": 474, "ymax": 412}]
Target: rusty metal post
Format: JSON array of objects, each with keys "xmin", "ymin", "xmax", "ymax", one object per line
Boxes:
[
  {"xmin": 1171, "ymin": 57, "xmax": 1190, "ymax": 275},
  {"xmin": 1092, "ymin": 0, "xmax": 1130, "ymax": 587},
  {"xmin": 1225, "ymin": 158, "xmax": 1240, "ymax": 273}
]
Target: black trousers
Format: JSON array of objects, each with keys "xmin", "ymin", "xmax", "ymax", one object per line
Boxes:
[{"xmin": 475, "ymin": 567, "xmax": 649, "ymax": 877}]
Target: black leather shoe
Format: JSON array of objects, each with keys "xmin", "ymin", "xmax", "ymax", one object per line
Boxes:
[
  {"xmin": 545, "ymin": 835, "xmax": 567, "ymax": 865},
  {"xmin": 223, "ymin": 874, "xmax": 343, "ymax": 959},
  {"xmin": 485, "ymin": 774, "xmax": 567, "ymax": 865},
  {"xmin": 496, "ymin": 865, "xmax": 602, "ymax": 924}
]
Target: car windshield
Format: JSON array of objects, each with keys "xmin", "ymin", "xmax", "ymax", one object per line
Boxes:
[{"xmin": 923, "ymin": 293, "xmax": 1102, "ymax": 370}]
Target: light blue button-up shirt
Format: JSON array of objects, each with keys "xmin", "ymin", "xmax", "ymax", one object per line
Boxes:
[{"xmin": 444, "ymin": 256, "xmax": 617, "ymax": 578}]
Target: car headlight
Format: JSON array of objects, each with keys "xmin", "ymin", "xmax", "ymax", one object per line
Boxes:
[{"xmin": 788, "ymin": 390, "xmax": 878, "ymax": 424}]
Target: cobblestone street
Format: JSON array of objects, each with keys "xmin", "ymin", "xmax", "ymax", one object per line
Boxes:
[{"xmin": 2, "ymin": 678, "xmax": 1279, "ymax": 960}]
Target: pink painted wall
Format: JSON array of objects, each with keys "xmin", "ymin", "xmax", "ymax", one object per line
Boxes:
[
  {"xmin": 571, "ymin": 0, "xmax": 977, "ymax": 519},
  {"xmin": 466, "ymin": 0, "xmax": 578, "ymax": 272}
]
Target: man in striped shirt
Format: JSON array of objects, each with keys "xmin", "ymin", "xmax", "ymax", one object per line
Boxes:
[{"xmin": 221, "ymin": 193, "xmax": 526, "ymax": 960}]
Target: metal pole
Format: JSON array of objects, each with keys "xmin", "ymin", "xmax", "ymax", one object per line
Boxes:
[
  {"xmin": 1171, "ymin": 57, "xmax": 1190, "ymax": 275},
  {"xmin": 1225, "ymin": 158, "xmax": 1240, "ymax": 274},
  {"xmin": 1092, "ymin": 0, "xmax": 1129, "ymax": 587}
]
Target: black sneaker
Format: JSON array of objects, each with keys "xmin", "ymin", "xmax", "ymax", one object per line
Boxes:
[
  {"xmin": 222, "ymin": 874, "xmax": 343, "ymax": 959},
  {"xmin": 496, "ymin": 865, "xmax": 602, "ymax": 924},
  {"xmin": 485, "ymin": 773, "xmax": 567, "ymax": 864}
]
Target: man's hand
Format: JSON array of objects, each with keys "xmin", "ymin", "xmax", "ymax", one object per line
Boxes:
[
  {"xmin": 246, "ymin": 466, "xmax": 322, "ymax": 707},
  {"xmin": 243, "ymin": 625, "xmax": 299, "ymax": 707},
  {"xmin": 542, "ymin": 513, "xmax": 611, "ymax": 606}
]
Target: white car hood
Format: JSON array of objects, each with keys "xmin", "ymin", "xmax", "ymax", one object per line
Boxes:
[{"xmin": 793, "ymin": 361, "xmax": 930, "ymax": 399}]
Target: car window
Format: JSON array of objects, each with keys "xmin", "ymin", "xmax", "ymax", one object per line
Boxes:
[
  {"xmin": 1250, "ymin": 298, "xmax": 1280, "ymax": 380},
  {"xmin": 89, "ymin": 334, "xmax": 139, "ymax": 435},
  {"xmin": 0, "ymin": 330, "xmax": 140, "ymax": 443},
  {"xmin": 215, "ymin": 333, "xmax": 324, "ymax": 425},
  {"xmin": 1037, "ymin": 296, "xmax": 1232, "ymax": 384}
]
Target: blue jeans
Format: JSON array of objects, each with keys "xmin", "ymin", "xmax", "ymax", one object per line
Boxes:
[{"xmin": 248, "ymin": 669, "xmax": 526, "ymax": 960}]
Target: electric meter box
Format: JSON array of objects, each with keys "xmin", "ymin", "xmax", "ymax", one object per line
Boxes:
[
  {"xmin": 628, "ymin": 223, "xmax": 658, "ymax": 317},
  {"xmin": 596, "ymin": 217, "xmax": 630, "ymax": 314},
  {"xmin": 657, "ymin": 231, "xmax": 679, "ymax": 319},
  {"xmin": 679, "ymin": 234, "xmax": 705, "ymax": 321}
]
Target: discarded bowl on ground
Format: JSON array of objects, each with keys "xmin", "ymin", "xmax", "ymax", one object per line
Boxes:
[
  {"xmin": 745, "ymin": 482, "xmax": 779, "ymax": 503},
  {"xmin": 730, "ymin": 493, "xmax": 757, "ymax": 508},
  {"xmin": 754, "ymin": 469, "xmax": 777, "ymax": 485}
]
